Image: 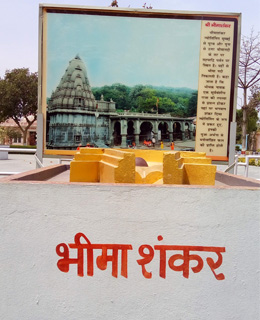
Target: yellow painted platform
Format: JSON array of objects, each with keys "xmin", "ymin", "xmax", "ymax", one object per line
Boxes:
[{"xmin": 70, "ymin": 148, "xmax": 216, "ymax": 185}]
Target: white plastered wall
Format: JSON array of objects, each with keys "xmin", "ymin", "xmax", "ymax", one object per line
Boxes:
[{"xmin": 0, "ymin": 182, "xmax": 259, "ymax": 319}]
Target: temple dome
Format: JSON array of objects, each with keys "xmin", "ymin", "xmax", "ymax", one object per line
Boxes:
[{"xmin": 48, "ymin": 55, "xmax": 96, "ymax": 111}]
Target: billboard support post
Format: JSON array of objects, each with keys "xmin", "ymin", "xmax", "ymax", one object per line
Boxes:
[
  {"xmin": 36, "ymin": 113, "xmax": 44, "ymax": 168},
  {"xmin": 228, "ymin": 121, "xmax": 237, "ymax": 172}
]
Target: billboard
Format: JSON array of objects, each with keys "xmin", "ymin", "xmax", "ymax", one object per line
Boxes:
[{"xmin": 38, "ymin": 5, "xmax": 240, "ymax": 160}]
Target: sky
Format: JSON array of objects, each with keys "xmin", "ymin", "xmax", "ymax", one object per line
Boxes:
[
  {"xmin": 47, "ymin": 13, "xmax": 201, "ymax": 95},
  {"xmin": 0, "ymin": 0, "xmax": 259, "ymax": 104}
]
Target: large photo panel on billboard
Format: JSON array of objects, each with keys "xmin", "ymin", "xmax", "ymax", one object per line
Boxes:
[{"xmin": 39, "ymin": 5, "xmax": 240, "ymax": 160}]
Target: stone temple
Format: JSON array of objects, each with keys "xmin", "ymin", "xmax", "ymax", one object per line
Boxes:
[{"xmin": 47, "ymin": 55, "xmax": 195, "ymax": 149}]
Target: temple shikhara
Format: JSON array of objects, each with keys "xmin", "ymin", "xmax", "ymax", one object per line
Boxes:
[{"xmin": 47, "ymin": 55, "xmax": 195, "ymax": 149}]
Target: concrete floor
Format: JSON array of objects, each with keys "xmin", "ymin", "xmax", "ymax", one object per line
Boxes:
[{"xmin": 0, "ymin": 154, "xmax": 60, "ymax": 177}]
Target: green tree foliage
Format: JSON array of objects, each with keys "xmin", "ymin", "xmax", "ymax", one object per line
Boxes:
[
  {"xmin": 236, "ymin": 86, "xmax": 260, "ymax": 148},
  {"xmin": 236, "ymin": 108, "xmax": 258, "ymax": 144},
  {"xmin": 129, "ymin": 85, "xmax": 153, "ymax": 111},
  {"xmin": 1, "ymin": 127, "xmax": 22, "ymax": 145},
  {"xmin": 134, "ymin": 88, "xmax": 156, "ymax": 112},
  {"xmin": 187, "ymin": 92, "xmax": 198, "ymax": 117},
  {"xmin": 158, "ymin": 97, "xmax": 175, "ymax": 114},
  {"xmin": 92, "ymin": 83, "xmax": 131, "ymax": 111},
  {"xmin": 0, "ymin": 127, "xmax": 6, "ymax": 144},
  {"xmin": 93, "ymin": 83, "xmax": 197, "ymax": 116},
  {"xmin": 0, "ymin": 68, "xmax": 38, "ymax": 145},
  {"xmin": 0, "ymin": 127, "xmax": 22, "ymax": 145}
]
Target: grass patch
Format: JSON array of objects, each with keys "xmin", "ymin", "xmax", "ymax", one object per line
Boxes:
[
  {"xmin": 238, "ymin": 157, "xmax": 260, "ymax": 166},
  {"xmin": 10, "ymin": 145, "xmax": 36, "ymax": 149}
]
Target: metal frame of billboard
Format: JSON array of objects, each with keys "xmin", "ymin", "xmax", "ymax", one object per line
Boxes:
[{"xmin": 37, "ymin": 4, "xmax": 241, "ymax": 164}]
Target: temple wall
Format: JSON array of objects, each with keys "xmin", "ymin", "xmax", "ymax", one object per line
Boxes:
[
  {"xmin": 48, "ymin": 114, "xmax": 110, "ymax": 147},
  {"xmin": 0, "ymin": 181, "xmax": 259, "ymax": 319}
]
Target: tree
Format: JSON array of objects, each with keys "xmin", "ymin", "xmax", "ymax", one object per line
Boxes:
[
  {"xmin": 92, "ymin": 83, "xmax": 131, "ymax": 110},
  {"xmin": 129, "ymin": 84, "xmax": 146, "ymax": 109},
  {"xmin": 0, "ymin": 127, "xmax": 6, "ymax": 144},
  {"xmin": 158, "ymin": 97, "xmax": 175, "ymax": 114},
  {"xmin": 0, "ymin": 68, "xmax": 38, "ymax": 145},
  {"xmin": 134, "ymin": 88, "xmax": 156, "ymax": 112},
  {"xmin": 236, "ymin": 108, "xmax": 258, "ymax": 147},
  {"xmin": 1, "ymin": 127, "xmax": 22, "ymax": 145},
  {"xmin": 248, "ymin": 86, "xmax": 260, "ymax": 111},
  {"xmin": 238, "ymin": 30, "xmax": 260, "ymax": 151},
  {"xmin": 187, "ymin": 92, "xmax": 198, "ymax": 117}
]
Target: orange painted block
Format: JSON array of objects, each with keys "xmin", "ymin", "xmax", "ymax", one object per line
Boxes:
[
  {"xmin": 69, "ymin": 148, "xmax": 216, "ymax": 185},
  {"xmin": 121, "ymin": 149, "xmax": 164, "ymax": 163},
  {"xmin": 180, "ymin": 151, "xmax": 207, "ymax": 158},
  {"xmin": 70, "ymin": 161, "xmax": 99, "ymax": 182},
  {"xmin": 163, "ymin": 152, "xmax": 184, "ymax": 185},
  {"xmin": 74, "ymin": 154, "xmax": 102, "ymax": 161},
  {"xmin": 101, "ymin": 154, "xmax": 122, "ymax": 167},
  {"xmin": 79, "ymin": 148, "xmax": 104, "ymax": 154},
  {"xmin": 183, "ymin": 163, "xmax": 216, "ymax": 185},
  {"xmin": 182, "ymin": 157, "xmax": 212, "ymax": 164},
  {"xmin": 99, "ymin": 150, "xmax": 135, "ymax": 183},
  {"xmin": 135, "ymin": 164, "xmax": 163, "ymax": 184}
]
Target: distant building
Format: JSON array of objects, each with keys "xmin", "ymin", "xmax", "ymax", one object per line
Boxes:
[
  {"xmin": 47, "ymin": 55, "xmax": 194, "ymax": 149},
  {"xmin": 0, "ymin": 117, "xmax": 37, "ymax": 146}
]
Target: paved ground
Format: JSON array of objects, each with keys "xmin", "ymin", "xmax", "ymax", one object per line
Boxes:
[
  {"xmin": 0, "ymin": 152, "xmax": 259, "ymax": 181},
  {"xmin": 0, "ymin": 154, "xmax": 60, "ymax": 178}
]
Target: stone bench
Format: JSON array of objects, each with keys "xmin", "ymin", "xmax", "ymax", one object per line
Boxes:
[{"xmin": 0, "ymin": 146, "xmax": 10, "ymax": 160}]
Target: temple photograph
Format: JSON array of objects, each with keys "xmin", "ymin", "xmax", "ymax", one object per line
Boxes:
[{"xmin": 45, "ymin": 11, "xmax": 201, "ymax": 149}]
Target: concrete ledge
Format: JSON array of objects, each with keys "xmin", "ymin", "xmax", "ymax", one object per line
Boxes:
[
  {"xmin": 1, "ymin": 165, "xmax": 259, "ymax": 189},
  {"xmin": 215, "ymin": 171, "xmax": 260, "ymax": 188},
  {"xmin": 0, "ymin": 164, "xmax": 69, "ymax": 182}
]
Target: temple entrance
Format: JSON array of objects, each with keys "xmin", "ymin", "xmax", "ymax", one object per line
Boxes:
[
  {"xmin": 173, "ymin": 122, "xmax": 182, "ymax": 140},
  {"xmin": 127, "ymin": 120, "xmax": 135, "ymax": 145},
  {"xmin": 185, "ymin": 122, "xmax": 191, "ymax": 139},
  {"xmin": 158, "ymin": 122, "xmax": 169, "ymax": 141},
  {"xmin": 113, "ymin": 121, "xmax": 121, "ymax": 145},
  {"xmin": 140, "ymin": 121, "xmax": 153, "ymax": 143}
]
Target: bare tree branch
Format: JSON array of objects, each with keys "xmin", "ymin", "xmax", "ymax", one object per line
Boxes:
[{"xmin": 239, "ymin": 29, "xmax": 260, "ymax": 150}]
